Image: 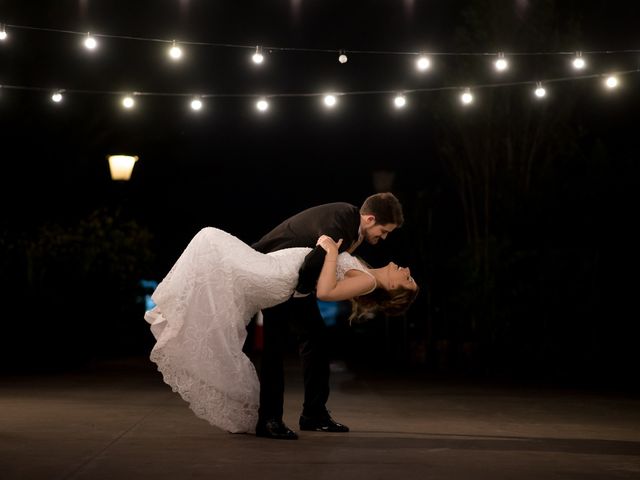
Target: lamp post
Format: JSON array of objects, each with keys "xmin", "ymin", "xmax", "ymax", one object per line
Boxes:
[{"xmin": 108, "ymin": 154, "xmax": 138, "ymax": 181}]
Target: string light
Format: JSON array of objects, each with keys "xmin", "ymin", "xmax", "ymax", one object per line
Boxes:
[
  {"xmin": 190, "ymin": 97, "xmax": 203, "ymax": 110},
  {"xmin": 51, "ymin": 90, "xmax": 63, "ymax": 103},
  {"xmin": 252, "ymin": 46, "xmax": 264, "ymax": 64},
  {"xmin": 393, "ymin": 94, "xmax": 407, "ymax": 108},
  {"xmin": 168, "ymin": 40, "xmax": 183, "ymax": 60},
  {"xmin": 4, "ymin": 22, "xmax": 640, "ymax": 60},
  {"xmin": 1, "ymin": 67, "xmax": 638, "ymax": 118},
  {"xmin": 1, "ymin": 21, "xmax": 639, "ymax": 115},
  {"xmin": 121, "ymin": 95, "xmax": 135, "ymax": 109},
  {"xmin": 494, "ymin": 52, "xmax": 508, "ymax": 72},
  {"xmin": 83, "ymin": 32, "xmax": 98, "ymax": 50},
  {"xmin": 605, "ymin": 75, "xmax": 619, "ymax": 89},
  {"xmin": 460, "ymin": 88, "xmax": 474, "ymax": 105},
  {"xmin": 256, "ymin": 98, "xmax": 269, "ymax": 111},
  {"xmin": 323, "ymin": 94, "xmax": 337, "ymax": 108},
  {"xmin": 1, "ymin": 67, "xmax": 638, "ymax": 114},
  {"xmin": 572, "ymin": 52, "xmax": 586, "ymax": 70},
  {"xmin": 416, "ymin": 54, "xmax": 431, "ymax": 71}
]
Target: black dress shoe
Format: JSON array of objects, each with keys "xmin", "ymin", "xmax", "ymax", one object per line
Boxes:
[
  {"xmin": 299, "ymin": 413, "xmax": 350, "ymax": 432},
  {"xmin": 255, "ymin": 419, "xmax": 299, "ymax": 440}
]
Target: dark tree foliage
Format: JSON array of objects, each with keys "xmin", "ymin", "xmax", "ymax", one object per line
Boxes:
[
  {"xmin": 1, "ymin": 209, "xmax": 155, "ymax": 371},
  {"xmin": 409, "ymin": 0, "xmax": 639, "ymax": 385}
]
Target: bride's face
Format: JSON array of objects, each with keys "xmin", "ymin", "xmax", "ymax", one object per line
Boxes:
[{"xmin": 386, "ymin": 262, "xmax": 417, "ymax": 291}]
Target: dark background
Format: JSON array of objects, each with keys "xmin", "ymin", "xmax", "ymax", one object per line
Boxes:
[{"xmin": 1, "ymin": 0, "xmax": 639, "ymax": 389}]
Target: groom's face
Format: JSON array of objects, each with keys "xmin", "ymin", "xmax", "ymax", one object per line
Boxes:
[{"xmin": 362, "ymin": 216, "xmax": 397, "ymax": 245}]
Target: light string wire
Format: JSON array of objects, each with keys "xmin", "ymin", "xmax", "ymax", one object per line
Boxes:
[
  {"xmin": 1, "ymin": 70, "xmax": 638, "ymax": 99},
  {"xmin": 1, "ymin": 22, "xmax": 639, "ymax": 101},
  {"xmin": 4, "ymin": 22, "xmax": 640, "ymax": 56}
]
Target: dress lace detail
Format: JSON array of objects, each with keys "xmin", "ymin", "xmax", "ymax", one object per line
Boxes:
[
  {"xmin": 336, "ymin": 252, "xmax": 377, "ymax": 294},
  {"xmin": 144, "ymin": 228, "xmax": 370, "ymax": 433}
]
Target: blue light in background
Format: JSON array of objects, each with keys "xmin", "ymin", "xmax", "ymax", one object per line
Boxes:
[
  {"xmin": 317, "ymin": 300, "xmax": 349, "ymax": 327},
  {"xmin": 140, "ymin": 279, "xmax": 158, "ymax": 311},
  {"xmin": 139, "ymin": 279, "xmax": 347, "ymax": 322}
]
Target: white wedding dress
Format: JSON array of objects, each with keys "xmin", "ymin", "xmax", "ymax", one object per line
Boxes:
[{"xmin": 144, "ymin": 227, "xmax": 373, "ymax": 433}]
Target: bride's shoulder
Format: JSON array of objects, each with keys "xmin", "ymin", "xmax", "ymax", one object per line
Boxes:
[{"xmin": 338, "ymin": 252, "xmax": 368, "ymax": 271}]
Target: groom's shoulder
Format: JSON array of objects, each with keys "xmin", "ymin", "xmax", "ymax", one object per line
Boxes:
[
  {"xmin": 304, "ymin": 202, "xmax": 357, "ymax": 213},
  {"xmin": 292, "ymin": 202, "xmax": 356, "ymax": 220}
]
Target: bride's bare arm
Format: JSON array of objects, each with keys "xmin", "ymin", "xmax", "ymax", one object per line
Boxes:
[{"xmin": 315, "ymin": 235, "xmax": 376, "ymax": 302}]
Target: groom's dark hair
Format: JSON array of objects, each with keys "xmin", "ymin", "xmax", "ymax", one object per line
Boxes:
[{"xmin": 360, "ymin": 192, "xmax": 404, "ymax": 227}]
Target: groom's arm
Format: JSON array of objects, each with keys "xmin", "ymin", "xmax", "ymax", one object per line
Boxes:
[
  {"xmin": 294, "ymin": 246, "xmax": 327, "ymax": 295},
  {"xmin": 294, "ymin": 224, "xmax": 355, "ymax": 295},
  {"xmin": 292, "ymin": 204, "xmax": 359, "ymax": 295}
]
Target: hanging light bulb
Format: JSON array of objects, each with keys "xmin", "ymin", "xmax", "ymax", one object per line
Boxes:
[
  {"xmin": 338, "ymin": 50, "xmax": 348, "ymax": 64},
  {"xmin": 416, "ymin": 54, "xmax": 431, "ymax": 71},
  {"xmin": 393, "ymin": 94, "xmax": 407, "ymax": 108},
  {"xmin": 494, "ymin": 52, "xmax": 508, "ymax": 71},
  {"xmin": 121, "ymin": 95, "xmax": 135, "ymax": 109},
  {"xmin": 0, "ymin": 25, "xmax": 7, "ymax": 41},
  {"xmin": 256, "ymin": 98, "xmax": 269, "ymax": 111},
  {"xmin": 168, "ymin": 40, "xmax": 183, "ymax": 60},
  {"xmin": 51, "ymin": 90, "xmax": 63, "ymax": 103},
  {"xmin": 460, "ymin": 88, "xmax": 473, "ymax": 105},
  {"xmin": 572, "ymin": 52, "xmax": 586, "ymax": 70},
  {"xmin": 323, "ymin": 94, "xmax": 337, "ymax": 108},
  {"xmin": 84, "ymin": 32, "xmax": 98, "ymax": 50},
  {"xmin": 190, "ymin": 97, "xmax": 203, "ymax": 110},
  {"xmin": 604, "ymin": 75, "xmax": 619, "ymax": 89},
  {"xmin": 534, "ymin": 82, "xmax": 546, "ymax": 98},
  {"xmin": 252, "ymin": 46, "xmax": 264, "ymax": 64}
]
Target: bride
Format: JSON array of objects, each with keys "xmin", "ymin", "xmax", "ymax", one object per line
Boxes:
[{"xmin": 145, "ymin": 227, "xmax": 418, "ymax": 433}]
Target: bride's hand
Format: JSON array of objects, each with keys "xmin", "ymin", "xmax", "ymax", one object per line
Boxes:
[{"xmin": 316, "ymin": 235, "xmax": 343, "ymax": 255}]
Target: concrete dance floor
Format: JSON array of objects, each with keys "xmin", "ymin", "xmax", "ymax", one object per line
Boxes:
[{"xmin": 2, "ymin": 356, "xmax": 640, "ymax": 480}]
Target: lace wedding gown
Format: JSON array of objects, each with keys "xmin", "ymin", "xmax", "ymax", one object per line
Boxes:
[{"xmin": 144, "ymin": 227, "xmax": 372, "ymax": 433}]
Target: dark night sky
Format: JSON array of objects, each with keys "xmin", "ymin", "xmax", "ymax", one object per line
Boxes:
[
  {"xmin": 1, "ymin": 0, "xmax": 639, "ymax": 267},
  {"xmin": 2, "ymin": 1, "xmax": 640, "ymax": 380}
]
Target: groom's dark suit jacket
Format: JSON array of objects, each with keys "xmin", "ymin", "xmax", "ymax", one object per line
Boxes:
[{"xmin": 252, "ymin": 202, "xmax": 360, "ymax": 295}]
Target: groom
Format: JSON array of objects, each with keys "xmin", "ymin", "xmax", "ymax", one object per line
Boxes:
[{"xmin": 251, "ymin": 192, "xmax": 404, "ymax": 439}]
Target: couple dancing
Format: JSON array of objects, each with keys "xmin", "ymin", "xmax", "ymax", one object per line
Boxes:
[{"xmin": 145, "ymin": 192, "xmax": 419, "ymax": 439}]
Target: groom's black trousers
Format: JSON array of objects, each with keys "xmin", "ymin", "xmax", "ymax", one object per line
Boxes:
[{"xmin": 258, "ymin": 295, "xmax": 330, "ymax": 422}]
